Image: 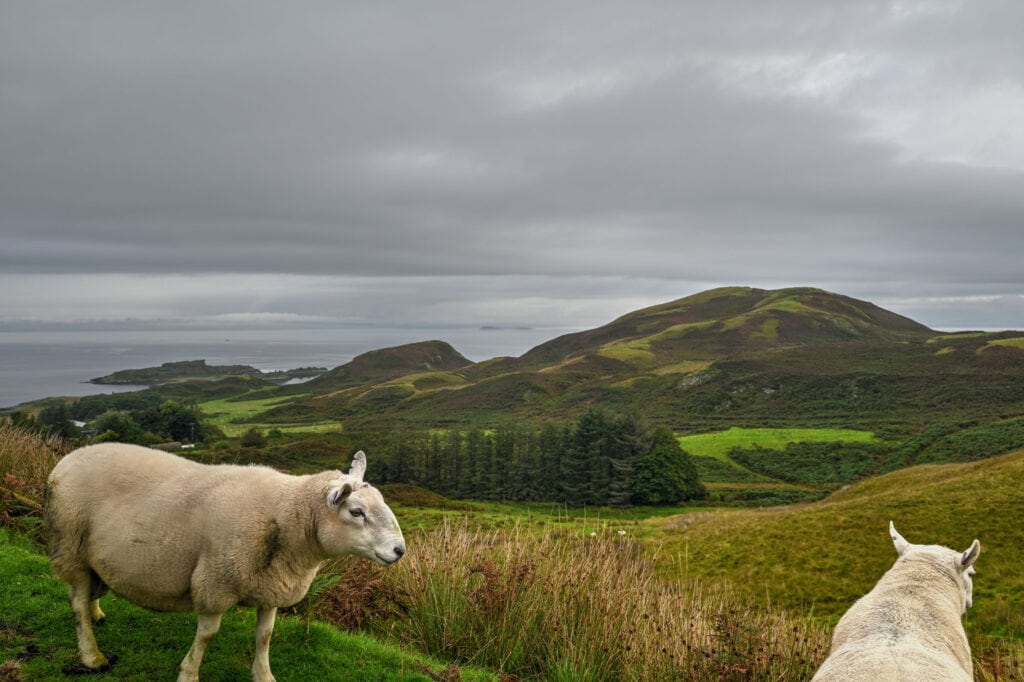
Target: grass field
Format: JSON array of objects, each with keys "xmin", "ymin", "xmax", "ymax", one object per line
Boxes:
[
  {"xmin": 678, "ymin": 427, "xmax": 884, "ymax": 500},
  {"xmin": 0, "ymin": 530, "xmax": 494, "ymax": 682},
  {"xmin": 677, "ymin": 426, "xmax": 881, "ymax": 461},
  {"xmin": 199, "ymin": 395, "xmax": 344, "ymax": 436}
]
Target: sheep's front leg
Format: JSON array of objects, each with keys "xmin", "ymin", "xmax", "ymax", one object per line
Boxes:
[
  {"xmin": 68, "ymin": 579, "xmax": 109, "ymax": 670},
  {"xmin": 252, "ymin": 607, "xmax": 278, "ymax": 682},
  {"xmin": 178, "ymin": 612, "xmax": 222, "ymax": 682}
]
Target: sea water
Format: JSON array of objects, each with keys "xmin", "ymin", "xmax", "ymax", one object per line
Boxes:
[{"xmin": 0, "ymin": 326, "xmax": 572, "ymax": 409}]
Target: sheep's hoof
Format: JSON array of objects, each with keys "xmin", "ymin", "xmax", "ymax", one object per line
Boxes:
[{"xmin": 62, "ymin": 654, "xmax": 117, "ymax": 675}]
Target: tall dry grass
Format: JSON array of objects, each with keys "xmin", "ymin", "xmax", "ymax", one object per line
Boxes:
[
  {"xmin": 0, "ymin": 420, "xmax": 70, "ymax": 539},
  {"xmin": 318, "ymin": 520, "xmax": 830, "ymax": 681}
]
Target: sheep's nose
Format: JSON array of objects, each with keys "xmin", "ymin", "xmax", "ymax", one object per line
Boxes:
[{"xmin": 394, "ymin": 545, "xmax": 406, "ymax": 559}]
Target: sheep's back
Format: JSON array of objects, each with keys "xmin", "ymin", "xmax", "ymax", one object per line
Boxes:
[
  {"xmin": 812, "ymin": 637, "xmax": 972, "ymax": 681},
  {"xmin": 48, "ymin": 443, "xmax": 283, "ymax": 611},
  {"xmin": 813, "ymin": 559, "xmax": 973, "ymax": 681}
]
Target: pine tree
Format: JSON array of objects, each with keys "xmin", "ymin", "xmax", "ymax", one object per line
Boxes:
[
  {"xmin": 605, "ymin": 413, "xmax": 650, "ymax": 507},
  {"xmin": 560, "ymin": 409, "xmax": 608, "ymax": 505},
  {"xmin": 460, "ymin": 429, "xmax": 485, "ymax": 499},
  {"xmin": 539, "ymin": 422, "xmax": 566, "ymax": 500}
]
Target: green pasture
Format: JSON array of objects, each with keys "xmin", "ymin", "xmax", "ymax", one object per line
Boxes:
[
  {"xmin": 384, "ymin": 493, "xmax": 706, "ymax": 541},
  {"xmin": 678, "ymin": 426, "xmax": 880, "ymax": 461},
  {"xmin": 982, "ymin": 337, "xmax": 1024, "ymax": 352},
  {"xmin": 199, "ymin": 395, "xmax": 340, "ymax": 436},
  {"xmin": 0, "ymin": 530, "xmax": 494, "ymax": 682}
]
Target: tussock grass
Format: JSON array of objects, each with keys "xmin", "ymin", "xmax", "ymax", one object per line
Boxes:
[
  {"xmin": 0, "ymin": 422, "xmax": 68, "ymax": 502},
  {"xmin": 321, "ymin": 521, "xmax": 829, "ymax": 681},
  {"xmin": 0, "ymin": 422, "xmax": 70, "ymax": 541}
]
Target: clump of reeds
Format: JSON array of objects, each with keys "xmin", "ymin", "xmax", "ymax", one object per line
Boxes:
[
  {"xmin": 974, "ymin": 637, "xmax": 1024, "ymax": 682},
  {"xmin": 0, "ymin": 420, "xmax": 69, "ymax": 539},
  {"xmin": 316, "ymin": 520, "xmax": 830, "ymax": 681}
]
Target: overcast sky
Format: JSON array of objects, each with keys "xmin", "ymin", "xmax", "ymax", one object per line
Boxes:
[{"xmin": 3, "ymin": 1, "xmax": 1023, "ymax": 341}]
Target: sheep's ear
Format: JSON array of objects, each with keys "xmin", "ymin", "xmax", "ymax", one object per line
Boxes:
[
  {"xmin": 349, "ymin": 450, "xmax": 367, "ymax": 481},
  {"xmin": 960, "ymin": 539, "xmax": 980, "ymax": 569},
  {"xmin": 890, "ymin": 520, "xmax": 910, "ymax": 556},
  {"xmin": 327, "ymin": 483, "xmax": 353, "ymax": 509}
]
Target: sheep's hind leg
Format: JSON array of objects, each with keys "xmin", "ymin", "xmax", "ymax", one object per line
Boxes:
[
  {"xmin": 89, "ymin": 599, "xmax": 105, "ymax": 623},
  {"xmin": 252, "ymin": 607, "xmax": 278, "ymax": 682},
  {"xmin": 88, "ymin": 569, "xmax": 108, "ymax": 623},
  {"xmin": 178, "ymin": 612, "xmax": 223, "ymax": 682},
  {"xmin": 67, "ymin": 574, "xmax": 110, "ymax": 670}
]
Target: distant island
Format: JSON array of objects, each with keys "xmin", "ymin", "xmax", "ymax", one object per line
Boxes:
[{"xmin": 90, "ymin": 359, "xmax": 327, "ymax": 386}]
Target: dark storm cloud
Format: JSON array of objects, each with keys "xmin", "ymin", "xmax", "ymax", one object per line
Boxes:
[{"xmin": 2, "ymin": 1, "xmax": 1023, "ymax": 331}]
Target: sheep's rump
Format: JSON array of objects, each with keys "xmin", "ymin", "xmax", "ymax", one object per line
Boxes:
[{"xmin": 47, "ymin": 443, "xmax": 298, "ymax": 612}]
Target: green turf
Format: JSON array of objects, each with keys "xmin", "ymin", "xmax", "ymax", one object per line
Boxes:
[
  {"xmin": 0, "ymin": 530, "xmax": 494, "ymax": 681},
  {"xmin": 677, "ymin": 427, "xmax": 880, "ymax": 461}
]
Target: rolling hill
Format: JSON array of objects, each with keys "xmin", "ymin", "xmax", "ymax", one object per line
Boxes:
[
  {"xmin": 516, "ymin": 285, "xmax": 933, "ymax": 366},
  {"xmin": 656, "ymin": 447, "xmax": 1024, "ymax": 634},
  {"xmin": 249, "ymin": 286, "xmax": 1024, "ymax": 432}
]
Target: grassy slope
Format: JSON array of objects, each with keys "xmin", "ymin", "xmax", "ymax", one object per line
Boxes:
[
  {"xmin": 677, "ymin": 427, "xmax": 882, "ymax": 504},
  {"xmin": 655, "ymin": 449, "xmax": 1024, "ymax": 638},
  {"xmin": 677, "ymin": 426, "xmax": 880, "ymax": 461},
  {"xmin": 0, "ymin": 531, "xmax": 494, "ymax": 681}
]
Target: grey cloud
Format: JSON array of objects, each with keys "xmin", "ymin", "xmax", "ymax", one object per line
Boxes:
[{"xmin": 1, "ymin": 2, "xmax": 1022, "ymax": 332}]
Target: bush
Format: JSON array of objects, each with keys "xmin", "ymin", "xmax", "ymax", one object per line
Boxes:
[
  {"xmin": 729, "ymin": 441, "xmax": 888, "ymax": 487},
  {"xmin": 239, "ymin": 427, "xmax": 266, "ymax": 449},
  {"xmin": 918, "ymin": 418, "xmax": 1024, "ymax": 464}
]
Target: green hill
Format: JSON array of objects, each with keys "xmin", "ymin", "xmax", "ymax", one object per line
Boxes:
[
  {"xmin": 518, "ymin": 286, "xmax": 933, "ymax": 366},
  {"xmin": 91, "ymin": 359, "xmax": 326, "ymax": 386},
  {"xmin": 301, "ymin": 340, "xmax": 472, "ymax": 393},
  {"xmin": 248, "ymin": 287, "xmax": 1024, "ymax": 432},
  {"xmin": 656, "ymin": 448, "xmax": 1024, "ymax": 639}
]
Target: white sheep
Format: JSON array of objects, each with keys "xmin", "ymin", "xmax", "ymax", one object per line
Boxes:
[
  {"xmin": 811, "ymin": 521, "xmax": 980, "ymax": 682},
  {"xmin": 46, "ymin": 443, "xmax": 405, "ymax": 682}
]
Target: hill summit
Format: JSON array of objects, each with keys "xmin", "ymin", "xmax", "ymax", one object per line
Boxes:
[
  {"xmin": 303, "ymin": 340, "xmax": 471, "ymax": 393},
  {"xmin": 520, "ymin": 287, "xmax": 933, "ymax": 366}
]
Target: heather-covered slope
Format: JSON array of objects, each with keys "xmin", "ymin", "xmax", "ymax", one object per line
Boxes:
[
  {"xmin": 248, "ymin": 287, "xmax": 1023, "ymax": 430},
  {"xmin": 517, "ymin": 286, "xmax": 933, "ymax": 367}
]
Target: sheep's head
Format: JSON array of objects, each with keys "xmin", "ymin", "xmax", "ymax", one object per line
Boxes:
[
  {"xmin": 320, "ymin": 451, "xmax": 406, "ymax": 565},
  {"xmin": 890, "ymin": 520, "xmax": 981, "ymax": 614}
]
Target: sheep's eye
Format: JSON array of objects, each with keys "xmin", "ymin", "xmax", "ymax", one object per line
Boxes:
[{"xmin": 350, "ymin": 508, "xmax": 365, "ymax": 518}]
